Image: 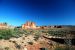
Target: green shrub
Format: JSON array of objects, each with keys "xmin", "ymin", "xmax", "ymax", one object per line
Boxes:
[
  {"xmin": 55, "ymin": 47, "xmax": 75, "ymax": 50},
  {"xmin": 0, "ymin": 29, "xmax": 27, "ymax": 40}
]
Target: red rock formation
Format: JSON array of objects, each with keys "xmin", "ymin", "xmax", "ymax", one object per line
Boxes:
[{"xmin": 22, "ymin": 21, "xmax": 36, "ymax": 29}]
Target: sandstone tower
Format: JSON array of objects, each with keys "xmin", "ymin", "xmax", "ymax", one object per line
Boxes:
[{"xmin": 22, "ymin": 21, "xmax": 36, "ymax": 29}]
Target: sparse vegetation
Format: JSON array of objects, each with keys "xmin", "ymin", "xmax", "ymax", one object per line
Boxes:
[
  {"xmin": 47, "ymin": 29, "xmax": 70, "ymax": 37},
  {"xmin": 0, "ymin": 27, "xmax": 75, "ymax": 50},
  {"xmin": 54, "ymin": 46, "xmax": 75, "ymax": 50},
  {"xmin": 34, "ymin": 35, "xmax": 40, "ymax": 41},
  {"xmin": 33, "ymin": 30, "xmax": 42, "ymax": 41},
  {"xmin": 0, "ymin": 28, "xmax": 29, "ymax": 40}
]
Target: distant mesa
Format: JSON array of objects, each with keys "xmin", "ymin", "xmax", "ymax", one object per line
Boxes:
[
  {"xmin": 0, "ymin": 23, "xmax": 8, "ymax": 29},
  {"xmin": 0, "ymin": 22, "xmax": 15, "ymax": 29}
]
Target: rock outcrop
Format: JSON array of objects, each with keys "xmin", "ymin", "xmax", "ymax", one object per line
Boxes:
[{"xmin": 22, "ymin": 21, "xmax": 36, "ymax": 29}]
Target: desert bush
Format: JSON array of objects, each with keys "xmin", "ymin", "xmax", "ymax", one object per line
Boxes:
[
  {"xmin": 34, "ymin": 30, "xmax": 41, "ymax": 41},
  {"xmin": 28, "ymin": 42, "xmax": 33, "ymax": 45},
  {"xmin": 0, "ymin": 29, "xmax": 13, "ymax": 40},
  {"xmin": 5, "ymin": 47, "xmax": 10, "ymax": 50},
  {"xmin": 34, "ymin": 35, "xmax": 40, "ymax": 41},
  {"xmin": 0, "ymin": 28, "xmax": 28, "ymax": 39},
  {"xmin": 15, "ymin": 44, "xmax": 21, "ymax": 49}
]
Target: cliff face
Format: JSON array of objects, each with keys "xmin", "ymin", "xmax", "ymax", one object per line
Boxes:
[{"xmin": 22, "ymin": 21, "xmax": 36, "ymax": 29}]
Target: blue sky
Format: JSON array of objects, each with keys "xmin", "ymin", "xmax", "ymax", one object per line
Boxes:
[{"xmin": 0, "ymin": 0, "xmax": 75, "ymax": 26}]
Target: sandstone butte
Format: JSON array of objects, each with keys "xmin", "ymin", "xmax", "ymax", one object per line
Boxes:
[{"xmin": 22, "ymin": 21, "xmax": 37, "ymax": 29}]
